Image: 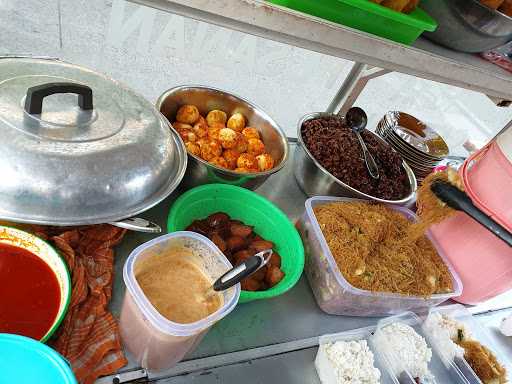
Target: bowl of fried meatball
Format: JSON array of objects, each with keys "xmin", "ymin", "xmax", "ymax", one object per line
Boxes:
[{"xmin": 157, "ymin": 85, "xmax": 289, "ymax": 190}]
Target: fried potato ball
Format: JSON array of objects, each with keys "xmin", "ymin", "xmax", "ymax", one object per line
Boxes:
[
  {"xmin": 196, "ymin": 138, "xmax": 208, "ymax": 148},
  {"xmin": 237, "ymin": 153, "xmax": 257, "ymax": 170},
  {"xmin": 241, "ymin": 127, "xmax": 260, "ymax": 140},
  {"xmin": 247, "ymin": 138, "xmax": 266, "ymax": 156},
  {"xmin": 209, "ymin": 122, "xmax": 226, "ymax": 128},
  {"xmin": 185, "ymin": 141, "xmax": 201, "ymax": 156},
  {"xmin": 177, "ymin": 128, "xmax": 197, "ymax": 143},
  {"xmin": 256, "ymin": 153, "xmax": 275, "ymax": 172},
  {"xmin": 173, "ymin": 122, "xmax": 193, "ymax": 131},
  {"xmin": 200, "ymin": 140, "xmax": 222, "ymax": 161},
  {"xmin": 207, "ymin": 126, "xmax": 221, "ymax": 141},
  {"xmin": 206, "ymin": 110, "xmax": 227, "ymax": 126},
  {"xmin": 235, "ymin": 134, "xmax": 248, "ymax": 153},
  {"xmin": 222, "ymin": 149, "xmax": 240, "ymax": 170},
  {"xmin": 226, "ymin": 113, "xmax": 246, "ymax": 132},
  {"xmin": 176, "ymin": 105, "xmax": 200, "ymax": 124},
  {"xmin": 209, "ymin": 156, "xmax": 228, "ymax": 169},
  {"xmin": 193, "ymin": 119, "xmax": 208, "ymax": 138},
  {"xmin": 218, "ymin": 128, "xmax": 238, "ymax": 149},
  {"xmin": 197, "ymin": 115, "xmax": 207, "ymax": 126}
]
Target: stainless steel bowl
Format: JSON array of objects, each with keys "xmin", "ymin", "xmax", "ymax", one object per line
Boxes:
[
  {"xmin": 156, "ymin": 85, "xmax": 289, "ymax": 190},
  {"xmin": 422, "ymin": 0, "xmax": 512, "ymax": 53},
  {"xmin": 294, "ymin": 112, "xmax": 417, "ymax": 205}
]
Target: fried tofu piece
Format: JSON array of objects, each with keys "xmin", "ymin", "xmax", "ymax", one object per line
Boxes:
[
  {"xmin": 381, "ymin": 0, "xmax": 410, "ymax": 12},
  {"xmin": 480, "ymin": 0, "xmax": 505, "ymax": 9}
]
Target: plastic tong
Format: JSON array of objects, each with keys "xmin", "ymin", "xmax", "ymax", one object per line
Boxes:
[{"xmin": 431, "ymin": 180, "xmax": 512, "ymax": 247}]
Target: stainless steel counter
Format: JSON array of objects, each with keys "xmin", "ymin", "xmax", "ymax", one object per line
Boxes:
[
  {"xmin": 99, "ymin": 142, "xmax": 512, "ymax": 384},
  {"xmin": 113, "ymin": 309, "xmax": 512, "ymax": 384}
]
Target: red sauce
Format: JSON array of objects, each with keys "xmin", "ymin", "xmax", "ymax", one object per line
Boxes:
[{"xmin": 0, "ymin": 243, "xmax": 61, "ymax": 340}]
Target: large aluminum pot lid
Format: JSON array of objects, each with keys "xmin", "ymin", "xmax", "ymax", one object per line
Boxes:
[{"xmin": 0, "ymin": 58, "xmax": 187, "ymax": 225}]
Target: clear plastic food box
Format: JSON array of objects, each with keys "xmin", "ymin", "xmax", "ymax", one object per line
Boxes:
[
  {"xmin": 119, "ymin": 231, "xmax": 240, "ymax": 371},
  {"xmin": 317, "ymin": 326, "xmax": 393, "ymax": 384},
  {"xmin": 298, "ymin": 196, "xmax": 462, "ymax": 316},
  {"xmin": 316, "ymin": 312, "xmax": 465, "ymax": 384},
  {"xmin": 369, "ymin": 311, "xmax": 467, "ymax": 384},
  {"xmin": 422, "ymin": 304, "xmax": 512, "ymax": 384}
]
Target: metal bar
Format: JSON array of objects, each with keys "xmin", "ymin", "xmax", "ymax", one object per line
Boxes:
[
  {"xmin": 491, "ymin": 117, "xmax": 512, "ymax": 142},
  {"xmin": 325, "ymin": 62, "xmax": 365, "ymax": 114},
  {"xmin": 326, "ymin": 64, "xmax": 391, "ymax": 116},
  {"xmin": 95, "ymin": 369, "xmax": 148, "ymax": 384},
  {"xmin": 147, "ymin": 337, "xmax": 320, "ymax": 381},
  {"xmin": 487, "ymin": 95, "xmax": 512, "ymax": 107},
  {"xmin": 126, "ymin": 0, "xmax": 512, "ymax": 100}
]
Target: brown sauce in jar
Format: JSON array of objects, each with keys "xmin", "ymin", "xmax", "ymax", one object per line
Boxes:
[{"xmin": 135, "ymin": 248, "xmax": 222, "ymax": 324}]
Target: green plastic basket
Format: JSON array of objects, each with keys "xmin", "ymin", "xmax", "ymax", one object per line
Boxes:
[
  {"xmin": 167, "ymin": 184, "xmax": 305, "ymax": 303},
  {"xmin": 267, "ymin": 0, "xmax": 437, "ymax": 45}
]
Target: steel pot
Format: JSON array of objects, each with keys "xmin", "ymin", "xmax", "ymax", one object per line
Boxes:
[
  {"xmin": 294, "ymin": 112, "xmax": 417, "ymax": 205},
  {"xmin": 0, "ymin": 58, "xmax": 187, "ymax": 232},
  {"xmin": 421, "ymin": 0, "xmax": 512, "ymax": 53},
  {"xmin": 156, "ymin": 85, "xmax": 289, "ymax": 190}
]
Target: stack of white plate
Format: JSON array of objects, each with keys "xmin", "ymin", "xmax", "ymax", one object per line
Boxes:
[{"xmin": 377, "ymin": 111, "xmax": 449, "ymax": 181}]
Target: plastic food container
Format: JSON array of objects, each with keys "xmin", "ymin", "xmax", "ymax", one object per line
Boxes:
[
  {"xmin": 297, "ymin": 196, "xmax": 462, "ymax": 316},
  {"xmin": 119, "ymin": 232, "xmax": 240, "ymax": 371},
  {"xmin": 429, "ymin": 133, "xmax": 512, "ymax": 304},
  {"xmin": 0, "ymin": 333, "xmax": 77, "ymax": 384},
  {"xmin": 428, "ymin": 212, "xmax": 512, "ymax": 304},
  {"xmin": 167, "ymin": 184, "xmax": 304, "ymax": 303},
  {"xmin": 423, "ymin": 304, "xmax": 512, "ymax": 384},
  {"xmin": 370, "ymin": 312, "xmax": 466, "ymax": 383},
  {"xmin": 266, "ymin": 0, "xmax": 437, "ymax": 45},
  {"xmin": 462, "ymin": 140, "xmax": 512, "ymax": 232},
  {"xmin": 316, "ymin": 326, "xmax": 391, "ymax": 383}
]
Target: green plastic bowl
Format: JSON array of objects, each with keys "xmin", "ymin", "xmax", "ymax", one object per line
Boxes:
[{"xmin": 167, "ymin": 184, "xmax": 304, "ymax": 303}]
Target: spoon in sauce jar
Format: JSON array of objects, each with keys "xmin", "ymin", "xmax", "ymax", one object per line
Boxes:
[{"xmin": 203, "ymin": 249, "xmax": 273, "ymax": 301}]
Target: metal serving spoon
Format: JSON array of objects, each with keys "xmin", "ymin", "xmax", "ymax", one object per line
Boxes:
[
  {"xmin": 110, "ymin": 217, "xmax": 162, "ymax": 233},
  {"xmin": 345, "ymin": 107, "xmax": 380, "ymax": 180}
]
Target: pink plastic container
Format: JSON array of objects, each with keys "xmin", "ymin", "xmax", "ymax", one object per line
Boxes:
[
  {"xmin": 119, "ymin": 232, "xmax": 240, "ymax": 371},
  {"xmin": 428, "ymin": 131, "xmax": 512, "ymax": 304},
  {"xmin": 461, "ymin": 140, "xmax": 512, "ymax": 231},
  {"xmin": 429, "ymin": 213, "xmax": 512, "ymax": 304}
]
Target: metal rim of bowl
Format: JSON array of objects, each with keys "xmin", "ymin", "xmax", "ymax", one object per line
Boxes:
[
  {"xmin": 296, "ymin": 112, "xmax": 418, "ymax": 204},
  {"xmin": 470, "ymin": 0, "xmax": 512, "ymax": 22},
  {"xmin": 156, "ymin": 85, "xmax": 290, "ymax": 178},
  {"xmin": 0, "ymin": 225, "xmax": 71, "ymax": 343}
]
